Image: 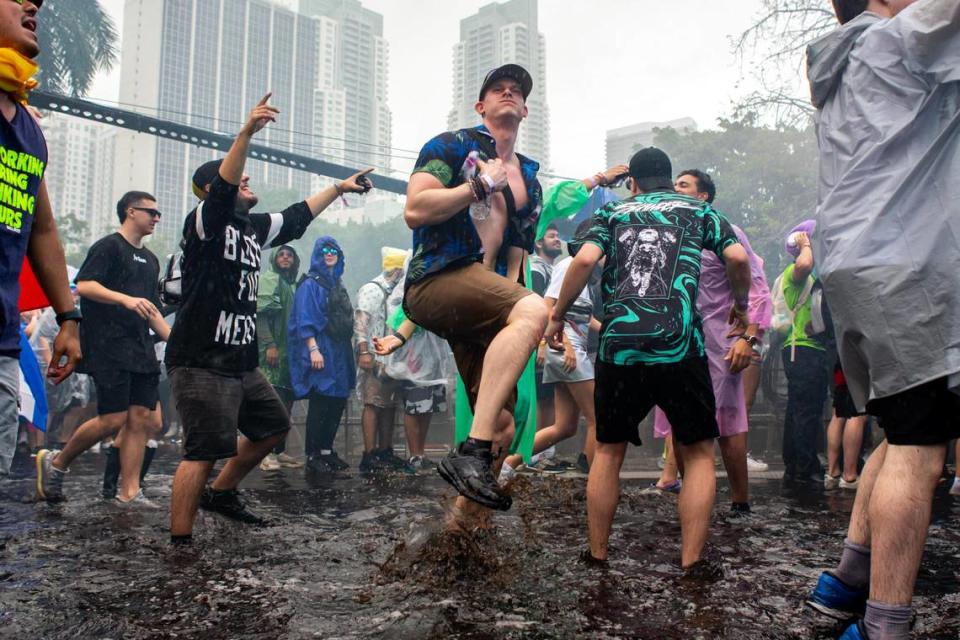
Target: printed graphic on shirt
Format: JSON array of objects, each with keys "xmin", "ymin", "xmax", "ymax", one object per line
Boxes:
[
  {"xmin": 614, "ymin": 224, "xmax": 683, "ymax": 301},
  {"xmin": 0, "ymin": 144, "xmax": 45, "ymax": 234}
]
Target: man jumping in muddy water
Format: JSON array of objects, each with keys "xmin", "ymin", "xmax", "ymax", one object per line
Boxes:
[
  {"xmin": 546, "ymin": 147, "xmax": 751, "ymax": 571},
  {"xmin": 402, "ymin": 64, "xmax": 546, "ymax": 511},
  {"xmin": 805, "ymin": 1, "xmax": 960, "ymax": 638},
  {"xmin": 165, "ymin": 94, "xmax": 374, "ymax": 542}
]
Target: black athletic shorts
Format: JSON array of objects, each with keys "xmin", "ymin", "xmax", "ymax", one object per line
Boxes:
[
  {"xmin": 594, "ymin": 356, "xmax": 719, "ymax": 447},
  {"xmin": 91, "ymin": 369, "xmax": 160, "ymax": 416},
  {"xmin": 169, "ymin": 367, "xmax": 290, "ymax": 461},
  {"xmin": 867, "ymin": 376, "xmax": 960, "ymax": 446}
]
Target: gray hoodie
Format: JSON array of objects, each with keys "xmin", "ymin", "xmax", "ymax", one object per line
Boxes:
[{"xmin": 806, "ymin": 0, "xmax": 960, "ymax": 408}]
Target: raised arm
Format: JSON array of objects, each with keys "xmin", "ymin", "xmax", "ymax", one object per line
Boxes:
[
  {"xmin": 546, "ymin": 244, "xmax": 604, "ymax": 348},
  {"xmin": 404, "ymin": 159, "xmax": 507, "ymax": 229},
  {"xmin": 304, "ymin": 168, "xmax": 375, "ymax": 218}
]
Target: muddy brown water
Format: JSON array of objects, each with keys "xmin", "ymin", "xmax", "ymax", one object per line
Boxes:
[{"xmin": 1, "ymin": 448, "xmax": 958, "ymax": 639}]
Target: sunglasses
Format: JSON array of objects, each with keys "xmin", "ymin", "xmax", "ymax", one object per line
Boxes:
[
  {"xmin": 321, "ymin": 247, "xmax": 339, "ymax": 256},
  {"xmin": 131, "ymin": 206, "xmax": 162, "ymax": 219},
  {"xmin": 12, "ymin": 0, "xmax": 43, "ymax": 8}
]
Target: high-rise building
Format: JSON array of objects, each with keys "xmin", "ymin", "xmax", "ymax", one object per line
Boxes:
[
  {"xmin": 41, "ymin": 113, "xmax": 116, "ymax": 245},
  {"xmin": 447, "ymin": 0, "xmax": 549, "ymax": 170},
  {"xmin": 114, "ymin": 0, "xmax": 392, "ymax": 254},
  {"xmin": 605, "ymin": 118, "xmax": 697, "ymax": 168}
]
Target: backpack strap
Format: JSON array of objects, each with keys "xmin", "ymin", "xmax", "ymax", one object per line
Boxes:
[{"xmin": 786, "ymin": 274, "xmax": 815, "ymax": 312}]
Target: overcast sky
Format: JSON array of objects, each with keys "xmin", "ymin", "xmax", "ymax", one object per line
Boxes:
[{"xmin": 90, "ymin": 0, "xmax": 770, "ymax": 179}]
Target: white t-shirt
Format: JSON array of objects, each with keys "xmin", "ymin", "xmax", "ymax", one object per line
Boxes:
[{"xmin": 544, "ymin": 257, "xmax": 592, "ymax": 347}]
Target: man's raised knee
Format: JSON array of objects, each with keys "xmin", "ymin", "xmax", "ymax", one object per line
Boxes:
[{"xmin": 509, "ymin": 294, "xmax": 548, "ymax": 334}]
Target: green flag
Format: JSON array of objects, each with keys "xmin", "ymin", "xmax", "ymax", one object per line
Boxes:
[{"xmin": 535, "ymin": 180, "xmax": 590, "ymax": 241}]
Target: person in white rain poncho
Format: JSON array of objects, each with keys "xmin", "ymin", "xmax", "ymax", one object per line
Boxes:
[
  {"xmin": 373, "ymin": 252, "xmax": 451, "ymax": 472},
  {"xmin": 804, "ymin": 1, "xmax": 960, "ymax": 638}
]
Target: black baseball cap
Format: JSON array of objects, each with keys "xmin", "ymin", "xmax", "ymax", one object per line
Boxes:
[
  {"xmin": 478, "ymin": 64, "xmax": 533, "ymax": 101},
  {"xmin": 191, "ymin": 159, "xmax": 223, "ymax": 200},
  {"xmin": 628, "ymin": 147, "xmax": 674, "ymax": 192}
]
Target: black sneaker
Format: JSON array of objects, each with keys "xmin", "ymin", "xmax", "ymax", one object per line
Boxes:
[
  {"xmin": 320, "ymin": 451, "xmax": 349, "ymax": 471},
  {"xmin": 540, "ymin": 458, "xmax": 576, "ymax": 474},
  {"xmin": 199, "ymin": 487, "xmax": 267, "ymax": 525},
  {"xmin": 437, "ymin": 444, "xmax": 512, "ymax": 511},
  {"xmin": 306, "ymin": 456, "xmax": 334, "ymax": 474},
  {"xmin": 358, "ymin": 451, "xmax": 392, "ymax": 475},
  {"xmin": 377, "ymin": 447, "xmax": 415, "ymax": 474},
  {"xmin": 575, "ymin": 453, "xmax": 590, "ymax": 474},
  {"xmin": 729, "ymin": 502, "xmax": 752, "ymax": 518}
]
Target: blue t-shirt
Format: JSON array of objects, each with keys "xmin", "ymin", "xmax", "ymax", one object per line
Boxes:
[
  {"xmin": 406, "ymin": 125, "xmax": 541, "ymax": 283},
  {"xmin": 0, "ymin": 104, "xmax": 48, "ymax": 356}
]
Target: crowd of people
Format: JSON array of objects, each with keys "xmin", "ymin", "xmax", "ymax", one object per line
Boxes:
[{"xmin": 0, "ymin": 0, "xmax": 957, "ymax": 638}]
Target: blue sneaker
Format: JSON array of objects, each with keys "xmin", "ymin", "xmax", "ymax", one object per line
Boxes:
[
  {"xmin": 839, "ymin": 620, "xmax": 868, "ymax": 639},
  {"xmin": 806, "ymin": 571, "xmax": 867, "ymax": 621}
]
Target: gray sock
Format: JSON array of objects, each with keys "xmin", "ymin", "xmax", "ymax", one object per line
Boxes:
[
  {"xmin": 863, "ymin": 600, "xmax": 911, "ymax": 639},
  {"xmin": 834, "ymin": 538, "xmax": 870, "ymax": 590}
]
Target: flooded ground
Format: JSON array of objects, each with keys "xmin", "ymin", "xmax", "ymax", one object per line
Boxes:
[{"xmin": 1, "ymin": 447, "xmax": 959, "ymax": 639}]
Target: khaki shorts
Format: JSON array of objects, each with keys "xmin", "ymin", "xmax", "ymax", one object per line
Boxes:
[
  {"xmin": 357, "ymin": 367, "xmax": 403, "ymax": 409},
  {"xmin": 404, "ymin": 261, "xmax": 531, "ymax": 413}
]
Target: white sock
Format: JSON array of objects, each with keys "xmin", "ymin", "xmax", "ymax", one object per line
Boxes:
[
  {"xmin": 147, "ymin": 439, "xmax": 158, "ymax": 448},
  {"xmin": 320, "ymin": 449, "xmax": 332, "ymax": 455}
]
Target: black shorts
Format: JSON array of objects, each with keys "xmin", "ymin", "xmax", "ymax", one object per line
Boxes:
[
  {"xmin": 170, "ymin": 367, "xmax": 290, "ymax": 461},
  {"xmin": 595, "ymin": 357, "xmax": 719, "ymax": 447},
  {"xmin": 91, "ymin": 369, "xmax": 160, "ymax": 416},
  {"xmin": 867, "ymin": 377, "xmax": 960, "ymax": 446},
  {"xmin": 833, "ymin": 384, "xmax": 865, "ymax": 419}
]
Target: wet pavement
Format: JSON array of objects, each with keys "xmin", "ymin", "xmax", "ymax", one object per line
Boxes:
[{"xmin": 2, "ymin": 447, "xmax": 959, "ymax": 639}]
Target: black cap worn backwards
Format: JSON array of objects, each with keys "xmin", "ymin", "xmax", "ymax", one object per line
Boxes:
[
  {"xmin": 628, "ymin": 147, "xmax": 674, "ymax": 192},
  {"xmin": 478, "ymin": 64, "xmax": 533, "ymax": 101},
  {"xmin": 191, "ymin": 159, "xmax": 224, "ymax": 200}
]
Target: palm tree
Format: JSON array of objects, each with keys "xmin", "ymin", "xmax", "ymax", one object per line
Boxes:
[{"xmin": 35, "ymin": 0, "xmax": 118, "ymax": 96}]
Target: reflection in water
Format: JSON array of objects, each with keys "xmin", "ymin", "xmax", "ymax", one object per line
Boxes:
[{"xmin": 1, "ymin": 448, "xmax": 958, "ymax": 638}]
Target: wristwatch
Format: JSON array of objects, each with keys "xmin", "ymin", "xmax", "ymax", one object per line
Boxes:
[
  {"xmin": 55, "ymin": 308, "xmax": 82, "ymax": 325},
  {"xmin": 739, "ymin": 333, "xmax": 762, "ymax": 355}
]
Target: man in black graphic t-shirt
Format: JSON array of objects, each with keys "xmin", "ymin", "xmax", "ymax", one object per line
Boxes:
[
  {"xmin": 166, "ymin": 95, "xmax": 374, "ymax": 541},
  {"xmin": 36, "ymin": 191, "xmax": 170, "ymax": 505}
]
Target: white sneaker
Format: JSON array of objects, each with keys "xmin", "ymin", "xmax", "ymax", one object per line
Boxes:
[
  {"xmin": 116, "ymin": 490, "xmax": 159, "ymax": 509},
  {"xmin": 950, "ymin": 478, "xmax": 960, "ymax": 496},
  {"xmin": 498, "ymin": 461, "xmax": 516, "ymax": 485},
  {"xmin": 746, "ymin": 454, "xmax": 769, "ymax": 472},
  {"xmin": 275, "ymin": 453, "xmax": 304, "ymax": 468},
  {"xmin": 839, "ymin": 477, "xmax": 859, "ymax": 490},
  {"xmin": 529, "ymin": 446, "xmax": 556, "ymax": 466},
  {"xmin": 259, "ymin": 453, "xmax": 281, "ymax": 472},
  {"xmin": 824, "ymin": 474, "xmax": 841, "ymax": 490}
]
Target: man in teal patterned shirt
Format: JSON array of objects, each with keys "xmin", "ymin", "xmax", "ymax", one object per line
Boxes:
[{"xmin": 546, "ymin": 147, "xmax": 752, "ymax": 571}]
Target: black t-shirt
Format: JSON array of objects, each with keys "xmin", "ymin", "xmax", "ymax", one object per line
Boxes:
[
  {"xmin": 76, "ymin": 232, "xmax": 161, "ymax": 374},
  {"xmin": 164, "ymin": 175, "xmax": 312, "ymax": 373}
]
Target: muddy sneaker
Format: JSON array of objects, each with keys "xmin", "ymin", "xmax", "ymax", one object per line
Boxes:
[
  {"xmin": 729, "ymin": 502, "xmax": 751, "ymax": 518},
  {"xmin": 540, "ymin": 458, "xmax": 576, "ymax": 474},
  {"xmin": 306, "ymin": 456, "xmax": 333, "ymax": 474},
  {"xmin": 259, "ymin": 453, "xmax": 282, "ymax": 472},
  {"xmin": 377, "ymin": 447, "xmax": 415, "ymax": 474},
  {"xmin": 276, "ymin": 452, "xmax": 305, "ymax": 469},
  {"xmin": 806, "ymin": 571, "xmax": 867, "ymax": 621},
  {"xmin": 498, "ymin": 461, "xmax": 516, "ymax": 485},
  {"xmin": 35, "ymin": 449, "xmax": 66, "ymax": 502},
  {"xmin": 641, "ymin": 479, "xmax": 681, "ymax": 495},
  {"xmin": 437, "ymin": 445, "xmax": 512, "ymax": 511},
  {"xmin": 116, "ymin": 490, "xmax": 159, "ymax": 509},
  {"xmin": 825, "ymin": 474, "xmax": 841, "ymax": 490},
  {"xmin": 578, "ymin": 549, "xmax": 607, "ymax": 566},
  {"xmin": 199, "ymin": 487, "xmax": 267, "ymax": 525},
  {"xmin": 575, "ymin": 453, "xmax": 590, "ymax": 474},
  {"xmin": 840, "ymin": 476, "xmax": 859, "ymax": 490},
  {"xmin": 317, "ymin": 451, "xmax": 348, "ymax": 471},
  {"xmin": 680, "ymin": 558, "xmax": 724, "ymax": 583},
  {"xmin": 746, "ymin": 454, "xmax": 769, "ymax": 472},
  {"xmin": 408, "ymin": 455, "xmax": 436, "ymax": 473},
  {"xmin": 358, "ymin": 451, "xmax": 392, "ymax": 475}
]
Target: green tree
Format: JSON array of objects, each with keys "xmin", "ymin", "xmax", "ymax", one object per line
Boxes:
[
  {"xmin": 653, "ymin": 117, "xmax": 819, "ymax": 282},
  {"xmin": 35, "ymin": 0, "xmax": 118, "ymax": 96}
]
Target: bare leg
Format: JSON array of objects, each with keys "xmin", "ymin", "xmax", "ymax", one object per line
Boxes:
[
  {"xmin": 842, "ymin": 416, "xmax": 866, "ymax": 482},
  {"xmin": 170, "ymin": 459, "xmax": 215, "ymax": 536},
  {"xmin": 718, "ymin": 432, "xmax": 749, "ymax": 504},
  {"xmin": 53, "ymin": 413, "xmax": 125, "ymax": 471},
  {"xmin": 566, "ymin": 379, "xmax": 597, "ymax": 465},
  {"xmin": 742, "ymin": 360, "xmax": 761, "ymax": 415},
  {"xmin": 211, "ymin": 432, "xmax": 287, "ymax": 491},
  {"xmin": 377, "ymin": 406, "xmax": 396, "ymax": 450},
  {"xmin": 504, "ymin": 382, "xmax": 579, "ymax": 470},
  {"xmin": 675, "ymin": 438, "xmax": 717, "ymax": 568},
  {"xmin": 869, "ymin": 443, "xmax": 945, "ymax": 604},
  {"xmin": 361, "ymin": 405, "xmax": 378, "ymax": 453},
  {"xmin": 403, "ymin": 413, "xmax": 431, "ymax": 458},
  {"xmin": 469, "ymin": 295, "xmax": 547, "ymax": 441},
  {"xmin": 656, "ymin": 436, "xmax": 680, "ymax": 486},
  {"xmin": 117, "ymin": 406, "xmax": 151, "ymax": 501},
  {"xmin": 587, "ymin": 440, "xmax": 628, "ymax": 560},
  {"xmin": 847, "ymin": 439, "xmax": 887, "ymax": 546},
  {"xmin": 826, "ymin": 411, "xmax": 844, "ymax": 478}
]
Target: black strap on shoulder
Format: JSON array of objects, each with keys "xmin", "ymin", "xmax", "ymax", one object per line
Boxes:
[{"xmin": 464, "ymin": 128, "xmax": 516, "ymax": 216}]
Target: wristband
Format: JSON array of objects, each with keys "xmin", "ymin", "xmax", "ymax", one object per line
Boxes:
[
  {"xmin": 309, "ymin": 345, "xmax": 320, "ymax": 353},
  {"xmin": 481, "ymin": 174, "xmax": 496, "ymax": 194},
  {"xmin": 391, "ymin": 330, "xmax": 407, "ymax": 346},
  {"xmin": 334, "ymin": 182, "xmax": 344, "ymax": 196},
  {"xmin": 56, "ymin": 308, "xmax": 82, "ymax": 325}
]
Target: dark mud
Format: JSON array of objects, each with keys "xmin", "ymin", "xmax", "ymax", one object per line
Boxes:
[{"xmin": 2, "ymin": 449, "xmax": 959, "ymax": 639}]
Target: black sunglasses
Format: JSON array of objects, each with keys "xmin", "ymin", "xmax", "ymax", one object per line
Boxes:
[
  {"xmin": 131, "ymin": 206, "xmax": 162, "ymax": 219},
  {"xmin": 13, "ymin": 0, "xmax": 43, "ymax": 9}
]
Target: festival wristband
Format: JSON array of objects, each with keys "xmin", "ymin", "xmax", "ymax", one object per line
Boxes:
[
  {"xmin": 481, "ymin": 174, "xmax": 496, "ymax": 194},
  {"xmin": 309, "ymin": 345, "xmax": 320, "ymax": 353},
  {"xmin": 391, "ymin": 330, "xmax": 407, "ymax": 346}
]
